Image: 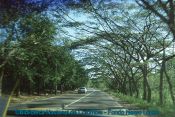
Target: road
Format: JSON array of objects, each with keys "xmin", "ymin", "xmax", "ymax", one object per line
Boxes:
[{"xmin": 7, "ymin": 89, "xmax": 153, "ymax": 117}]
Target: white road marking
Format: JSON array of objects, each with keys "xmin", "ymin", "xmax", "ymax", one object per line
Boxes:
[{"xmin": 65, "ymin": 91, "xmax": 95, "ymax": 108}]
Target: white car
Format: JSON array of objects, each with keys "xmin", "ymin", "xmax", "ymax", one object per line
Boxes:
[{"xmin": 78, "ymin": 87, "xmax": 87, "ymax": 94}]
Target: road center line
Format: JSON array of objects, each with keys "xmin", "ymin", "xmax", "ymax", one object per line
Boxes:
[{"xmin": 65, "ymin": 91, "xmax": 95, "ymax": 108}]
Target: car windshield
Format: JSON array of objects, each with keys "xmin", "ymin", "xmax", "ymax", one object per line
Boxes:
[{"xmin": 1, "ymin": 0, "xmax": 170, "ymax": 117}]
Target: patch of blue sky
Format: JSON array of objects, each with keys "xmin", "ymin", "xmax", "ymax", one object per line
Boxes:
[
  {"xmin": 0, "ymin": 29, "xmax": 7, "ymax": 43},
  {"xmin": 63, "ymin": 11, "xmax": 97, "ymax": 38},
  {"xmin": 51, "ymin": 0, "xmax": 138, "ymax": 43}
]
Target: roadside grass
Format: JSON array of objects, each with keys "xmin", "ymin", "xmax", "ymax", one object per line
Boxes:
[
  {"xmin": 10, "ymin": 90, "xmax": 78, "ymax": 104},
  {"xmin": 105, "ymin": 90, "xmax": 175, "ymax": 117},
  {"xmin": 11, "ymin": 95, "xmax": 54, "ymax": 104}
]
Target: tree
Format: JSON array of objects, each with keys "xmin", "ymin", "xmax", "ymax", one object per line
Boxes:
[
  {"xmin": 56, "ymin": 0, "xmax": 175, "ymax": 105},
  {"xmin": 0, "ymin": 0, "xmax": 56, "ymax": 96},
  {"xmin": 136, "ymin": 0, "xmax": 175, "ymax": 41},
  {"xmin": 137, "ymin": 0, "xmax": 175, "ymax": 104}
]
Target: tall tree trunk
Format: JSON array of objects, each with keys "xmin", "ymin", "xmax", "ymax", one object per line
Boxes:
[
  {"xmin": 37, "ymin": 78, "xmax": 41, "ymax": 95},
  {"xmin": 43, "ymin": 82, "xmax": 46, "ymax": 95},
  {"xmin": 142, "ymin": 63, "xmax": 151, "ymax": 102},
  {"xmin": 132, "ymin": 77, "xmax": 139, "ymax": 98},
  {"xmin": 122, "ymin": 77, "xmax": 127, "ymax": 95},
  {"xmin": 60, "ymin": 84, "xmax": 63, "ymax": 94},
  {"xmin": 128, "ymin": 78, "xmax": 133, "ymax": 96},
  {"xmin": 0, "ymin": 69, "xmax": 4, "ymax": 96},
  {"xmin": 55, "ymin": 84, "xmax": 57, "ymax": 95},
  {"xmin": 142, "ymin": 65, "xmax": 147, "ymax": 101},
  {"xmin": 16, "ymin": 79, "xmax": 20, "ymax": 97},
  {"xmin": 159, "ymin": 60, "xmax": 164, "ymax": 105},
  {"xmin": 159, "ymin": 40, "xmax": 166, "ymax": 105},
  {"xmin": 130, "ymin": 71, "xmax": 139, "ymax": 98},
  {"xmin": 28, "ymin": 80, "xmax": 32, "ymax": 95},
  {"xmin": 135, "ymin": 88, "xmax": 139, "ymax": 98},
  {"xmin": 146, "ymin": 79, "xmax": 151, "ymax": 102},
  {"xmin": 164, "ymin": 69, "xmax": 175, "ymax": 104}
]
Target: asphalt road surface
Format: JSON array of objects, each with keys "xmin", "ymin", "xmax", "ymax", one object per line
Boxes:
[{"xmin": 7, "ymin": 89, "xmax": 152, "ymax": 117}]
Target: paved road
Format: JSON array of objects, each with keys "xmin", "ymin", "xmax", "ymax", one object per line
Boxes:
[
  {"xmin": 7, "ymin": 89, "xmax": 152, "ymax": 117},
  {"xmin": 9, "ymin": 89, "xmax": 123, "ymax": 110}
]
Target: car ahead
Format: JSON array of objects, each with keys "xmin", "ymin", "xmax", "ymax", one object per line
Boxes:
[{"xmin": 78, "ymin": 87, "xmax": 87, "ymax": 94}]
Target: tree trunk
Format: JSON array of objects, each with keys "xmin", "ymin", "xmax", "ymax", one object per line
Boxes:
[
  {"xmin": 28, "ymin": 80, "xmax": 32, "ymax": 95},
  {"xmin": 49, "ymin": 88, "xmax": 52, "ymax": 94},
  {"xmin": 159, "ymin": 41, "xmax": 166, "ymax": 105},
  {"xmin": 55, "ymin": 83, "xmax": 57, "ymax": 95},
  {"xmin": 135, "ymin": 88, "xmax": 139, "ymax": 98},
  {"xmin": 130, "ymin": 70, "xmax": 139, "ymax": 98},
  {"xmin": 164, "ymin": 69, "xmax": 175, "ymax": 104},
  {"xmin": 122, "ymin": 77, "xmax": 127, "ymax": 95},
  {"xmin": 16, "ymin": 83, "xmax": 20, "ymax": 97},
  {"xmin": 128, "ymin": 78, "xmax": 133, "ymax": 96},
  {"xmin": 16, "ymin": 78, "xmax": 21, "ymax": 97},
  {"xmin": 60, "ymin": 84, "xmax": 63, "ymax": 94},
  {"xmin": 131, "ymin": 76, "xmax": 139, "ymax": 98},
  {"xmin": 142, "ymin": 66, "xmax": 147, "ymax": 101},
  {"xmin": 142, "ymin": 63, "xmax": 151, "ymax": 102},
  {"xmin": 159, "ymin": 60, "xmax": 164, "ymax": 105},
  {"xmin": 0, "ymin": 69, "xmax": 4, "ymax": 96},
  {"xmin": 37, "ymin": 78, "xmax": 41, "ymax": 95},
  {"xmin": 146, "ymin": 79, "xmax": 151, "ymax": 102}
]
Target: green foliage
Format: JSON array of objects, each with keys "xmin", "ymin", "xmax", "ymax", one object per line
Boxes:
[
  {"xmin": 59, "ymin": 49, "xmax": 88, "ymax": 89},
  {"xmin": 0, "ymin": 13, "xmax": 88, "ymax": 95}
]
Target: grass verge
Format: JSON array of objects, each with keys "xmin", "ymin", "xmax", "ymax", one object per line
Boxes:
[{"xmin": 104, "ymin": 89, "xmax": 175, "ymax": 117}]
